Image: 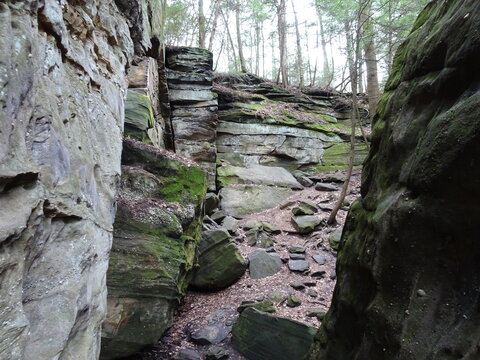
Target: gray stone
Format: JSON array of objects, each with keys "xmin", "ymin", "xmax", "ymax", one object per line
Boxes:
[
  {"xmin": 103, "ymin": 140, "xmax": 207, "ymax": 359},
  {"xmin": 206, "ymin": 346, "xmax": 230, "ymax": 360},
  {"xmin": 217, "ymin": 165, "xmax": 303, "ymax": 189},
  {"xmin": 292, "ymin": 200, "xmax": 318, "ymax": 216},
  {"xmin": 176, "ymin": 349, "xmax": 203, "ymax": 360},
  {"xmin": 315, "ymin": 182, "xmax": 339, "ymax": 191},
  {"xmin": 313, "ymin": 255, "xmax": 327, "ymax": 265},
  {"xmin": 306, "ymin": 309, "xmax": 327, "ymax": 321},
  {"xmin": 232, "ymin": 308, "xmax": 317, "ymax": 360},
  {"xmin": 288, "ymin": 260, "xmax": 310, "ymax": 273},
  {"xmin": 288, "ymin": 245, "xmax": 306, "ymax": 254},
  {"xmin": 290, "ymin": 282, "xmax": 306, "ymax": 290},
  {"xmin": 291, "ymin": 216, "xmax": 322, "ymax": 234},
  {"xmin": 191, "ymin": 230, "xmax": 247, "ymax": 290},
  {"xmin": 290, "ymin": 253, "xmax": 306, "ymax": 260},
  {"xmin": 0, "ymin": 1, "xmax": 151, "ymax": 358},
  {"xmin": 221, "ymin": 216, "xmax": 239, "ymax": 233},
  {"xmin": 219, "ymin": 185, "xmax": 294, "ymax": 218},
  {"xmin": 329, "ymin": 227, "xmax": 343, "ymax": 250},
  {"xmin": 191, "ymin": 322, "xmax": 231, "ymax": 345},
  {"xmin": 248, "ymin": 250, "xmax": 282, "ymax": 279},
  {"xmin": 205, "ymin": 192, "xmax": 220, "ymax": 215},
  {"xmin": 211, "ymin": 210, "xmax": 227, "ymax": 223},
  {"xmin": 307, "ymin": 289, "xmax": 318, "ymax": 297},
  {"xmin": 286, "ymin": 295, "xmax": 302, "ymax": 307}
]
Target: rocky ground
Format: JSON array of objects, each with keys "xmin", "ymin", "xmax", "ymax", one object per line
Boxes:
[{"xmin": 127, "ymin": 170, "xmax": 361, "ymax": 360}]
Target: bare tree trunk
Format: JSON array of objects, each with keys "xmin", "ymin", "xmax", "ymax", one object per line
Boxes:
[
  {"xmin": 304, "ymin": 21, "xmax": 313, "ymax": 85},
  {"xmin": 261, "ymin": 23, "xmax": 266, "ymax": 78},
  {"xmin": 277, "ymin": 0, "xmax": 288, "ymax": 87},
  {"xmin": 255, "ymin": 21, "xmax": 260, "ymax": 75},
  {"xmin": 316, "ymin": 6, "xmax": 330, "ymax": 86},
  {"xmin": 386, "ymin": 0, "xmax": 394, "ymax": 74},
  {"xmin": 207, "ymin": 1, "xmax": 220, "ymax": 51},
  {"xmin": 221, "ymin": 8, "xmax": 238, "ymax": 72},
  {"xmin": 360, "ymin": 0, "xmax": 379, "ymax": 115},
  {"xmin": 198, "ymin": 0, "xmax": 206, "ymax": 48},
  {"xmin": 328, "ymin": 18, "xmax": 360, "ymax": 225},
  {"xmin": 214, "ymin": 37, "xmax": 225, "ymax": 71},
  {"xmin": 235, "ymin": 0, "xmax": 248, "ymax": 73},
  {"xmin": 291, "ymin": 0, "xmax": 304, "ymax": 88},
  {"xmin": 358, "ymin": 58, "xmax": 364, "ymax": 93}
]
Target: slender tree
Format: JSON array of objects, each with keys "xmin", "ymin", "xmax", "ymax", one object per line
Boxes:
[
  {"xmin": 235, "ymin": 0, "xmax": 248, "ymax": 73},
  {"xmin": 360, "ymin": 0, "xmax": 379, "ymax": 115},
  {"xmin": 277, "ymin": 0, "xmax": 288, "ymax": 86},
  {"xmin": 198, "ymin": 0, "xmax": 206, "ymax": 48},
  {"xmin": 291, "ymin": 1, "xmax": 304, "ymax": 88}
]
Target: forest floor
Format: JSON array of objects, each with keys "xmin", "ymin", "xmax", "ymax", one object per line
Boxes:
[{"xmin": 128, "ymin": 170, "xmax": 362, "ymax": 360}]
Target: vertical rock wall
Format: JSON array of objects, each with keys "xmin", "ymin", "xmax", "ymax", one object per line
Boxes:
[
  {"xmin": 312, "ymin": 1, "xmax": 480, "ymax": 359},
  {"xmin": 0, "ymin": 0, "xmax": 161, "ymax": 358},
  {"xmin": 166, "ymin": 47, "xmax": 218, "ymax": 190}
]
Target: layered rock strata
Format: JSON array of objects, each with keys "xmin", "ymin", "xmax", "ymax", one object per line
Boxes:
[
  {"xmin": 312, "ymin": 1, "xmax": 480, "ymax": 358},
  {"xmin": 166, "ymin": 47, "xmax": 218, "ymax": 190},
  {"xmin": 101, "ymin": 139, "xmax": 206, "ymax": 359}
]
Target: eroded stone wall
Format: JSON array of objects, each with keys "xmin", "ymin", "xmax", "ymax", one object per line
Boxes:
[{"xmin": 0, "ymin": 1, "xmax": 157, "ymax": 358}]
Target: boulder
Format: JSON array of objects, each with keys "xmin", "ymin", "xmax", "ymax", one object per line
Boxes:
[
  {"xmin": 248, "ymin": 250, "xmax": 282, "ymax": 279},
  {"xmin": 220, "ymin": 185, "xmax": 294, "ymax": 218},
  {"xmin": 190, "ymin": 230, "xmax": 247, "ymax": 290},
  {"xmin": 232, "ymin": 308, "xmax": 317, "ymax": 360},
  {"xmin": 291, "ymin": 216, "xmax": 322, "ymax": 234}
]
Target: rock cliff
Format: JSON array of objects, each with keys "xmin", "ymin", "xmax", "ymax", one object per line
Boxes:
[
  {"xmin": 0, "ymin": 0, "xmax": 161, "ymax": 358},
  {"xmin": 101, "ymin": 139, "xmax": 206, "ymax": 359},
  {"xmin": 311, "ymin": 0, "xmax": 480, "ymax": 359}
]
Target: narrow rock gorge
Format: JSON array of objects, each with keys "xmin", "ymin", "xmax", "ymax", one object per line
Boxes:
[{"xmin": 1, "ymin": 0, "xmax": 479, "ymax": 359}]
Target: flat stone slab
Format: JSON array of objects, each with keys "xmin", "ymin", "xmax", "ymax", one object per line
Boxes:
[
  {"xmin": 315, "ymin": 183, "xmax": 339, "ymax": 191},
  {"xmin": 312, "ymin": 255, "xmax": 326, "ymax": 265},
  {"xmin": 288, "ymin": 260, "xmax": 310, "ymax": 272},
  {"xmin": 218, "ymin": 165, "xmax": 303, "ymax": 189},
  {"xmin": 291, "ymin": 216, "xmax": 322, "ymax": 234},
  {"xmin": 220, "ymin": 185, "xmax": 294, "ymax": 218},
  {"xmin": 232, "ymin": 308, "xmax": 317, "ymax": 360}
]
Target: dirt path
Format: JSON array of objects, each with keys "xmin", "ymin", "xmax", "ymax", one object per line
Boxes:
[{"xmin": 129, "ymin": 171, "xmax": 361, "ymax": 360}]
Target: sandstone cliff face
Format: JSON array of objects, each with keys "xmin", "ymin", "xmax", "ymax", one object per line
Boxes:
[
  {"xmin": 0, "ymin": 1, "xmax": 156, "ymax": 358},
  {"xmin": 312, "ymin": 1, "xmax": 480, "ymax": 359}
]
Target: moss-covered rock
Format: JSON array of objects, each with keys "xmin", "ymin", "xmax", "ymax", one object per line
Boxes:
[
  {"xmin": 190, "ymin": 230, "xmax": 247, "ymax": 290},
  {"xmin": 102, "ymin": 139, "xmax": 206, "ymax": 359},
  {"xmin": 124, "ymin": 89, "xmax": 155, "ymax": 141},
  {"xmin": 232, "ymin": 308, "xmax": 317, "ymax": 360},
  {"xmin": 311, "ymin": 1, "xmax": 480, "ymax": 359}
]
